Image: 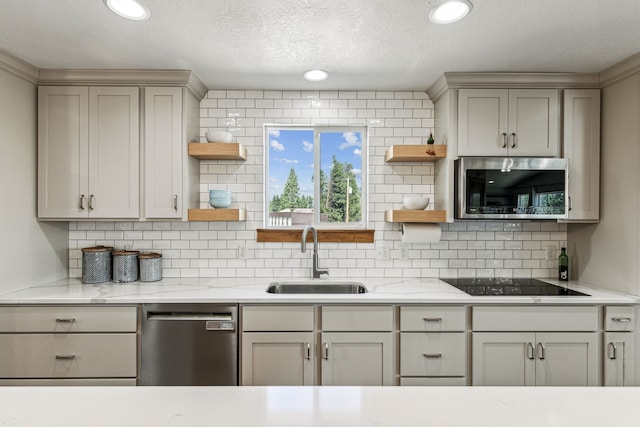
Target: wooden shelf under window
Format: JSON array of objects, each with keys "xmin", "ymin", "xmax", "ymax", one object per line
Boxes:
[
  {"xmin": 188, "ymin": 142, "xmax": 247, "ymax": 160},
  {"xmin": 385, "ymin": 144, "xmax": 447, "ymax": 162},
  {"xmin": 384, "ymin": 210, "xmax": 447, "ymax": 223},
  {"xmin": 188, "ymin": 209, "xmax": 246, "ymax": 222},
  {"xmin": 257, "ymin": 229, "xmax": 375, "ymax": 243}
]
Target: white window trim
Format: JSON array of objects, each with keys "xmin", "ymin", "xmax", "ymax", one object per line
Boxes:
[{"xmin": 263, "ymin": 124, "xmax": 369, "ymax": 230}]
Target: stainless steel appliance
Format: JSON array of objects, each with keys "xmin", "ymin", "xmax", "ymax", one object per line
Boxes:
[
  {"xmin": 455, "ymin": 157, "xmax": 568, "ymax": 220},
  {"xmin": 141, "ymin": 304, "xmax": 238, "ymax": 386},
  {"xmin": 440, "ymin": 278, "xmax": 590, "ymax": 296}
]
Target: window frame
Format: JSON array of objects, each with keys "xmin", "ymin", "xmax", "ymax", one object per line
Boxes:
[{"xmin": 263, "ymin": 124, "xmax": 369, "ymax": 230}]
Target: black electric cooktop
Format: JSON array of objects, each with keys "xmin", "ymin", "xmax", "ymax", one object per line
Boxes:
[{"xmin": 440, "ymin": 278, "xmax": 590, "ymax": 297}]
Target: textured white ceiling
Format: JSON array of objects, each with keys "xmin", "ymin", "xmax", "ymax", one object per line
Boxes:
[{"xmin": 1, "ymin": 0, "xmax": 639, "ymax": 90}]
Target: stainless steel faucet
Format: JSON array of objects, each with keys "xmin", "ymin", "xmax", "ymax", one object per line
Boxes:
[{"xmin": 301, "ymin": 225, "xmax": 329, "ymax": 279}]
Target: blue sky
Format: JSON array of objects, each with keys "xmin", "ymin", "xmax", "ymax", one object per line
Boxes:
[{"xmin": 268, "ymin": 128, "xmax": 363, "ymax": 200}]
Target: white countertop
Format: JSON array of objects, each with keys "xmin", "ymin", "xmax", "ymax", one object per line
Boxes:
[
  {"xmin": 0, "ymin": 277, "xmax": 636, "ymax": 305},
  {"xmin": 1, "ymin": 386, "xmax": 639, "ymax": 426}
]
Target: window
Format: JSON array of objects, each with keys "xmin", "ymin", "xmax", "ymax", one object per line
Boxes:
[{"xmin": 264, "ymin": 125, "xmax": 367, "ymax": 229}]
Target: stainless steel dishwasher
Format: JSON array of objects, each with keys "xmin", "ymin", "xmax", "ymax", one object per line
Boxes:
[{"xmin": 141, "ymin": 304, "xmax": 238, "ymax": 386}]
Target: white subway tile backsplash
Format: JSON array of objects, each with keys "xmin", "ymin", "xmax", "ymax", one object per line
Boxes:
[{"xmin": 66, "ymin": 90, "xmax": 565, "ymax": 280}]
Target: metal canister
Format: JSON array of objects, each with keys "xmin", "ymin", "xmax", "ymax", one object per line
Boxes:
[
  {"xmin": 81, "ymin": 246, "xmax": 113, "ymax": 284},
  {"xmin": 112, "ymin": 250, "xmax": 139, "ymax": 283},
  {"xmin": 139, "ymin": 252, "xmax": 162, "ymax": 282}
]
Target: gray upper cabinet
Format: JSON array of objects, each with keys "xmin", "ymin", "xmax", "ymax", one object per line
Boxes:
[{"xmin": 458, "ymin": 88, "xmax": 559, "ymax": 157}]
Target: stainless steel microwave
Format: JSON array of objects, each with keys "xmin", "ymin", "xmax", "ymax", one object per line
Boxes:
[{"xmin": 455, "ymin": 157, "xmax": 568, "ymax": 220}]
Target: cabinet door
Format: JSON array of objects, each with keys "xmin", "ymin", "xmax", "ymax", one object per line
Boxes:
[
  {"xmin": 507, "ymin": 89, "xmax": 559, "ymax": 157},
  {"xmin": 604, "ymin": 332, "xmax": 635, "ymax": 386},
  {"xmin": 535, "ymin": 332, "xmax": 598, "ymax": 386},
  {"xmin": 458, "ymin": 89, "xmax": 509, "ymax": 156},
  {"xmin": 563, "ymin": 89, "xmax": 600, "ymax": 222},
  {"xmin": 88, "ymin": 87, "xmax": 139, "ymax": 218},
  {"xmin": 241, "ymin": 332, "xmax": 314, "ymax": 386},
  {"xmin": 38, "ymin": 86, "xmax": 89, "ymax": 218},
  {"xmin": 321, "ymin": 332, "xmax": 393, "ymax": 386},
  {"xmin": 144, "ymin": 87, "xmax": 183, "ymax": 218},
  {"xmin": 472, "ymin": 332, "xmax": 536, "ymax": 386}
]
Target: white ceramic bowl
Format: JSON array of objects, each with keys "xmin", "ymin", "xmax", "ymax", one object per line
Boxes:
[
  {"xmin": 403, "ymin": 197, "xmax": 430, "ymax": 210},
  {"xmin": 206, "ymin": 130, "xmax": 233, "ymax": 143}
]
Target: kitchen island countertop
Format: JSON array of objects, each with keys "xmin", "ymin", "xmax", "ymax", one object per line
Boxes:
[
  {"xmin": 1, "ymin": 385, "xmax": 639, "ymax": 427},
  {"xmin": 0, "ymin": 277, "xmax": 636, "ymax": 305}
]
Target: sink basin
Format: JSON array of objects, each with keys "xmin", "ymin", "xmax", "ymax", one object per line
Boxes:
[{"xmin": 266, "ymin": 281, "xmax": 368, "ymax": 294}]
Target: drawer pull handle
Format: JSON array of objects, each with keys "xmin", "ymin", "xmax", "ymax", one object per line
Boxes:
[
  {"xmin": 422, "ymin": 317, "xmax": 442, "ymax": 322},
  {"xmin": 306, "ymin": 342, "xmax": 311, "ymax": 361},
  {"xmin": 55, "ymin": 354, "xmax": 76, "ymax": 360},
  {"xmin": 537, "ymin": 342, "xmax": 546, "ymax": 360},
  {"xmin": 608, "ymin": 342, "xmax": 618, "ymax": 360},
  {"xmin": 422, "ymin": 353, "xmax": 442, "ymax": 358},
  {"xmin": 323, "ymin": 343, "xmax": 329, "ymax": 360},
  {"xmin": 611, "ymin": 317, "xmax": 632, "ymax": 323},
  {"xmin": 55, "ymin": 318, "xmax": 76, "ymax": 323}
]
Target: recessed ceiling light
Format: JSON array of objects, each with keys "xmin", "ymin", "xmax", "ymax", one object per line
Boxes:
[
  {"xmin": 303, "ymin": 69, "xmax": 329, "ymax": 82},
  {"xmin": 429, "ymin": 0, "xmax": 472, "ymax": 24},
  {"xmin": 104, "ymin": 0, "xmax": 151, "ymax": 21}
]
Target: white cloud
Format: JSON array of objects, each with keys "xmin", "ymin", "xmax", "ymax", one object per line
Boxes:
[
  {"xmin": 351, "ymin": 168, "xmax": 362, "ymax": 176},
  {"xmin": 275, "ymin": 158, "xmax": 298, "ymax": 164},
  {"xmin": 270, "ymin": 184, "xmax": 282, "ymax": 191},
  {"xmin": 269, "ymin": 177, "xmax": 278, "ymax": 183},
  {"xmin": 270, "ymin": 140, "xmax": 285, "ymax": 151},
  {"xmin": 302, "ymin": 140, "xmax": 313, "ymax": 152},
  {"xmin": 353, "ymin": 148, "xmax": 362, "ymax": 157},
  {"xmin": 339, "ymin": 132, "xmax": 361, "ymax": 150},
  {"xmin": 269, "ymin": 130, "xmax": 280, "ymax": 137}
]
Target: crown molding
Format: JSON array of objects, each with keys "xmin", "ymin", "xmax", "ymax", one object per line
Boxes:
[
  {"xmin": 38, "ymin": 69, "xmax": 208, "ymax": 100},
  {"xmin": 0, "ymin": 49, "xmax": 39, "ymax": 84},
  {"xmin": 599, "ymin": 52, "xmax": 640, "ymax": 88},
  {"xmin": 427, "ymin": 72, "xmax": 600, "ymax": 100}
]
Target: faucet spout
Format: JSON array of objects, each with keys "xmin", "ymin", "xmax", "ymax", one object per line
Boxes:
[{"xmin": 301, "ymin": 225, "xmax": 329, "ymax": 279}]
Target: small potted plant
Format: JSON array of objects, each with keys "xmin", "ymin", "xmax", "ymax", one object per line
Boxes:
[{"xmin": 427, "ymin": 133, "xmax": 435, "ymax": 145}]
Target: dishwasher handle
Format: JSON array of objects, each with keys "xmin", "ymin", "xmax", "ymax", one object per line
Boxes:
[
  {"xmin": 146, "ymin": 312, "xmax": 236, "ymax": 331},
  {"xmin": 205, "ymin": 320, "xmax": 236, "ymax": 331}
]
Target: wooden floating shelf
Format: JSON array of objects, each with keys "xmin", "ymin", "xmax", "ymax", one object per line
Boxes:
[
  {"xmin": 257, "ymin": 229, "xmax": 375, "ymax": 243},
  {"xmin": 385, "ymin": 144, "xmax": 447, "ymax": 162},
  {"xmin": 384, "ymin": 210, "xmax": 447, "ymax": 223},
  {"xmin": 188, "ymin": 142, "xmax": 247, "ymax": 160},
  {"xmin": 188, "ymin": 208, "xmax": 246, "ymax": 222}
]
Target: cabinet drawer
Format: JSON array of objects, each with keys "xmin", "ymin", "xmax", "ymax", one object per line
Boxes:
[
  {"xmin": 0, "ymin": 378, "xmax": 137, "ymax": 386},
  {"xmin": 473, "ymin": 306, "xmax": 598, "ymax": 332},
  {"xmin": 400, "ymin": 333, "xmax": 466, "ymax": 376},
  {"xmin": 242, "ymin": 306, "xmax": 314, "ymax": 331},
  {"xmin": 321, "ymin": 306, "xmax": 393, "ymax": 331},
  {"xmin": 604, "ymin": 306, "xmax": 635, "ymax": 332},
  {"xmin": 0, "ymin": 334, "xmax": 137, "ymax": 378},
  {"xmin": 401, "ymin": 306, "xmax": 466, "ymax": 331},
  {"xmin": 400, "ymin": 377, "xmax": 466, "ymax": 386},
  {"xmin": 0, "ymin": 306, "xmax": 137, "ymax": 333}
]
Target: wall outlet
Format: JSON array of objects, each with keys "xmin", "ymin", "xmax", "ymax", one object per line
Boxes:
[
  {"xmin": 546, "ymin": 245, "xmax": 556, "ymax": 260},
  {"xmin": 399, "ymin": 244, "xmax": 409, "ymax": 261},
  {"xmin": 375, "ymin": 243, "xmax": 390, "ymax": 260},
  {"xmin": 237, "ymin": 243, "xmax": 247, "ymax": 260}
]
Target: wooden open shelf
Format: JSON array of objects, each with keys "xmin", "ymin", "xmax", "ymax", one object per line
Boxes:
[
  {"xmin": 188, "ymin": 142, "xmax": 247, "ymax": 160},
  {"xmin": 257, "ymin": 229, "xmax": 375, "ymax": 243},
  {"xmin": 384, "ymin": 210, "xmax": 447, "ymax": 223},
  {"xmin": 385, "ymin": 144, "xmax": 447, "ymax": 162},
  {"xmin": 188, "ymin": 208, "xmax": 246, "ymax": 222}
]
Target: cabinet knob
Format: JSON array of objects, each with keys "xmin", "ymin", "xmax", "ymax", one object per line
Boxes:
[
  {"xmin": 510, "ymin": 132, "xmax": 517, "ymax": 148},
  {"xmin": 55, "ymin": 318, "xmax": 76, "ymax": 323},
  {"xmin": 537, "ymin": 342, "xmax": 546, "ymax": 360},
  {"xmin": 79, "ymin": 195, "xmax": 85, "ymax": 211},
  {"xmin": 527, "ymin": 342, "xmax": 535, "ymax": 360},
  {"xmin": 55, "ymin": 354, "xmax": 76, "ymax": 360},
  {"xmin": 611, "ymin": 317, "xmax": 632, "ymax": 323},
  {"xmin": 173, "ymin": 194, "xmax": 178, "ymax": 211},
  {"xmin": 422, "ymin": 353, "xmax": 442, "ymax": 359},
  {"xmin": 502, "ymin": 132, "xmax": 508, "ymax": 148},
  {"xmin": 323, "ymin": 343, "xmax": 329, "ymax": 360},
  {"xmin": 88, "ymin": 195, "xmax": 95, "ymax": 211},
  {"xmin": 306, "ymin": 342, "xmax": 311, "ymax": 360},
  {"xmin": 422, "ymin": 317, "xmax": 442, "ymax": 322}
]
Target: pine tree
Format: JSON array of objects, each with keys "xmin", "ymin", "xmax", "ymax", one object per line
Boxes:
[
  {"xmin": 281, "ymin": 168, "xmax": 300, "ymax": 210},
  {"xmin": 327, "ymin": 155, "xmax": 347, "ymax": 222},
  {"xmin": 319, "ymin": 169, "xmax": 328, "ymax": 214}
]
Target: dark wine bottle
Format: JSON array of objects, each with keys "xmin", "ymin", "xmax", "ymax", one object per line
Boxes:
[{"xmin": 558, "ymin": 247, "xmax": 569, "ymax": 281}]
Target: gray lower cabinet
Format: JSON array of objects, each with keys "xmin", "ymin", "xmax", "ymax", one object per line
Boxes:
[
  {"xmin": 0, "ymin": 306, "xmax": 138, "ymax": 386},
  {"xmin": 240, "ymin": 305, "xmax": 394, "ymax": 386},
  {"xmin": 399, "ymin": 306, "xmax": 467, "ymax": 386},
  {"xmin": 603, "ymin": 306, "xmax": 635, "ymax": 386},
  {"xmin": 472, "ymin": 306, "xmax": 599, "ymax": 386}
]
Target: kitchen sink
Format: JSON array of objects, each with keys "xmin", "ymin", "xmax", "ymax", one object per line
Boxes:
[{"xmin": 266, "ymin": 281, "xmax": 368, "ymax": 294}]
